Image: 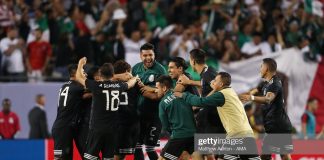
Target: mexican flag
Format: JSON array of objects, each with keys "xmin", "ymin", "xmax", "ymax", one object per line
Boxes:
[
  {"xmin": 304, "ymin": 0, "xmax": 324, "ymax": 17},
  {"xmin": 220, "ymin": 48, "xmax": 324, "ymax": 133}
]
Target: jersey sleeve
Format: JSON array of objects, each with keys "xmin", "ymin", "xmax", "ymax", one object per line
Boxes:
[
  {"xmin": 182, "ymin": 92, "xmax": 225, "ymax": 107},
  {"xmin": 85, "ymin": 79, "xmax": 97, "ymax": 92},
  {"xmin": 119, "ymin": 82, "xmax": 128, "ymax": 92},
  {"xmin": 301, "ymin": 113, "xmax": 309, "ymax": 123},
  {"xmin": 267, "ymin": 82, "xmax": 279, "ymax": 96}
]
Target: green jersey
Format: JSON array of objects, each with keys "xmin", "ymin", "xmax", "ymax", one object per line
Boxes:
[
  {"xmin": 132, "ymin": 61, "xmax": 167, "ymax": 118},
  {"xmin": 159, "ymin": 91, "xmax": 196, "ymax": 139}
]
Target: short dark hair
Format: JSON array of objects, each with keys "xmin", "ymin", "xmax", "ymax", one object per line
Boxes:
[
  {"xmin": 68, "ymin": 64, "xmax": 78, "ymax": 77},
  {"xmin": 34, "ymin": 28, "xmax": 43, "ymax": 33},
  {"xmin": 2, "ymin": 98, "xmax": 11, "ymax": 106},
  {"xmin": 156, "ymin": 75, "xmax": 173, "ymax": 89},
  {"xmin": 189, "ymin": 49, "xmax": 206, "ymax": 64},
  {"xmin": 100, "ymin": 63, "xmax": 114, "ymax": 79},
  {"xmin": 113, "ymin": 60, "xmax": 131, "ymax": 74},
  {"xmin": 87, "ymin": 66, "xmax": 100, "ymax": 80},
  {"xmin": 218, "ymin": 72, "xmax": 231, "ymax": 86},
  {"xmin": 307, "ymin": 97, "xmax": 317, "ymax": 104},
  {"xmin": 140, "ymin": 43, "xmax": 154, "ymax": 52},
  {"xmin": 170, "ymin": 57, "xmax": 188, "ymax": 70},
  {"xmin": 263, "ymin": 58, "xmax": 277, "ymax": 72},
  {"xmin": 35, "ymin": 94, "xmax": 44, "ymax": 101}
]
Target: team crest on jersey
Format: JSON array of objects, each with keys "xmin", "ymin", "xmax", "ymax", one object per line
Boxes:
[
  {"xmin": 149, "ymin": 74, "xmax": 154, "ymax": 82},
  {"xmin": 9, "ymin": 117, "xmax": 14, "ymax": 124}
]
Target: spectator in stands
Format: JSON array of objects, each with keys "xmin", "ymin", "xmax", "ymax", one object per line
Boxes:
[
  {"xmin": 27, "ymin": 7, "xmax": 50, "ymax": 44},
  {"xmin": 0, "ymin": 27, "xmax": 26, "ymax": 81},
  {"xmin": 260, "ymin": 34, "xmax": 283, "ymax": 55},
  {"xmin": 301, "ymin": 98, "xmax": 324, "ymax": 139},
  {"xmin": 170, "ymin": 28, "xmax": 198, "ymax": 62},
  {"xmin": 117, "ymin": 16, "xmax": 152, "ymax": 66},
  {"xmin": 241, "ymin": 32, "xmax": 263, "ymax": 58},
  {"xmin": 143, "ymin": 0, "xmax": 167, "ymax": 30},
  {"xmin": 26, "ymin": 28, "xmax": 52, "ymax": 82},
  {"xmin": 285, "ymin": 20, "xmax": 302, "ymax": 47},
  {"xmin": 0, "ymin": 98, "xmax": 20, "ymax": 139},
  {"xmin": 28, "ymin": 94, "xmax": 50, "ymax": 139},
  {"xmin": 0, "ymin": 0, "xmax": 16, "ymax": 37},
  {"xmin": 221, "ymin": 38, "xmax": 241, "ymax": 63}
]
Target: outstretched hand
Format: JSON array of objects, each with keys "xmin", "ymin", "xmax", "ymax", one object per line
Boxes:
[
  {"xmin": 78, "ymin": 57, "xmax": 87, "ymax": 66},
  {"xmin": 177, "ymin": 74, "xmax": 190, "ymax": 85}
]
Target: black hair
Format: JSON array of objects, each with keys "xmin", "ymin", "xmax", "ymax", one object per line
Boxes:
[
  {"xmin": 113, "ymin": 60, "xmax": 131, "ymax": 74},
  {"xmin": 218, "ymin": 72, "xmax": 231, "ymax": 86},
  {"xmin": 87, "ymin": 66, "xmax": 100, "ymax": 80},
  {"xmin": 100, "ymin": 63, "xmax": 114, "ymax": 79},
  {"xmin": 169, "ymin": 57, "xmax": 188, "ymax": 70},
  {"xmin": 68, "ymin": 64, "xmax": 78, "ymax": 77},
  {"xmin": 140, "ymin": 43, "xmax": 155, "ymax": 52},
  {"xmin": 2, "ymin": 98, "xmax": 11, "ymax": 105},
  {"xmin": 307, "ymin": 97, "xmax": 317, "ymax": 104},
  {"xmin": 156, "ymin": 75, "xmax": 173, "ymax": 89},
  {"xmin": 189, "ymin": 49, "xmax": 206, "ymax": 64},
  {"xmin": 263, "ymin": 58, "xmax": 277, "ymax": 72}
]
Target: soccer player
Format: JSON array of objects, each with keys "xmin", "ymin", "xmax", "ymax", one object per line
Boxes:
[
  {"xmin": 132, "ymin": 43, "xmax": 167, "ymax": 160},
  {"xmin": 175, "ymin": 72, "xmax": 260, "ymax": 160},
  {"xmin": 156, "ymin": 75, "xmax": 196, "ymax": 160},
  {"xmin": 74, "ymin": 65, "xmax": 100, "ymax": 156},
  {"xmin": 168, "ymin": 57, "xmax": 198, "ymax": 95},
  {"xmin": 178, "ymin": 49, "xmax": 225, "ymax": 133},
  {"xmin": 240, "ymin": 58, "xmax": 293, "ymax": 160},
  {"xmin": 113, "ymin": 60, "xmax": 141, "ymax": 159},
  {"xmin": 75, "ymin": 57, "xmax": 138, "ymax": 160},
  {"xmin": 301, "ymin": 98, "xmax": 324, "ymax": 139},
  {"xmin": 52, "ymin": 64, "xmax": 85, "ymax": 160}
]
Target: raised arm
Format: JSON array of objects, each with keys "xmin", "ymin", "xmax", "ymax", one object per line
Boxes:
[
  {"xmin": 178, "ymin": 74, "xmax": 202, "ymax": 87},
  {"xmin": 76, "ymin": 57, "xmax": 87, "ymax": 87}
]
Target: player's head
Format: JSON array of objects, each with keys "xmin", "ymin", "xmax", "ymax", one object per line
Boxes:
[
  {"xmin": 168, "ymin": 57, "xmax": 188, "ymax": 79},
  {"xmin": 189, "ymin": 49, "xmax": 206, "ymax": 72},
  {"xmin": 113, "ymin": 60, "xmax": 132, "ymax": 81},
  {"xmin": 210, "ymin": 72, "xmax": 231, "ymax": 91},
  {"xmin": 156, "ymin": 75, "xmax": 173, "ymax": 97},
  {"xmin": 68, "ymin": 64, "xmax": 78, "ymax": 78},
  {"xmin": 87, "ymin": 66, "xmax": 100, "ymax": 81},
  {"xmin": 35, "ymin": 94, "xmax": 45, "ymax": 106},
  {"xmin": 2, "ymin": 98, "xmax": 11, "ymax": 113},
  {"xmin": 140, "ymin": 43, "xmax": 155, "ymax": 69},
  {"xmin": 260, "ymin": 58, "xmax": 277, "ymax": 78},
  {"xmin": 307, "ymin": 97, "xmax": 318, "ymax": 112},
  {"xmin": 99, "ymin": 63, "xmax": 114, "ymax": 80}
]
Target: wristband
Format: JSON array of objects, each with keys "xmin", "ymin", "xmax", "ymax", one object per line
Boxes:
[{"xmin": 251, "ymin": 95, "xmax": 255, "ymax": 101}]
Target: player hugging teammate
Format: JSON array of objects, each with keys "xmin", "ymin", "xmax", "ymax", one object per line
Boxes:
[{"xmin": 52, "ymin": 42, "xmax": 293, "ymax": 160}]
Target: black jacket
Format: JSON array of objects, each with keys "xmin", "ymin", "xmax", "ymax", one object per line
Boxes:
[{"xmin": 28, "ymin": 106, "xmax": 50, "ymax": 139}]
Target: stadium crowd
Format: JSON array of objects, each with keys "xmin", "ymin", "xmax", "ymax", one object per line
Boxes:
[{"xmin": 0, "ymin": 0, "xmax": 323, "ymax": 82}]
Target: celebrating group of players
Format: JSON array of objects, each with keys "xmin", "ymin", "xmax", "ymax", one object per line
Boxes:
[{"xmin": 52, "ymin": 43, "xmax": 293, "ymax": 160}]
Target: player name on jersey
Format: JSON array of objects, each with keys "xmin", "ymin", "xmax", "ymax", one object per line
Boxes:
[{"xmin": 99, "ymin": 83, "xmax": 122, "ymax": 88}]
